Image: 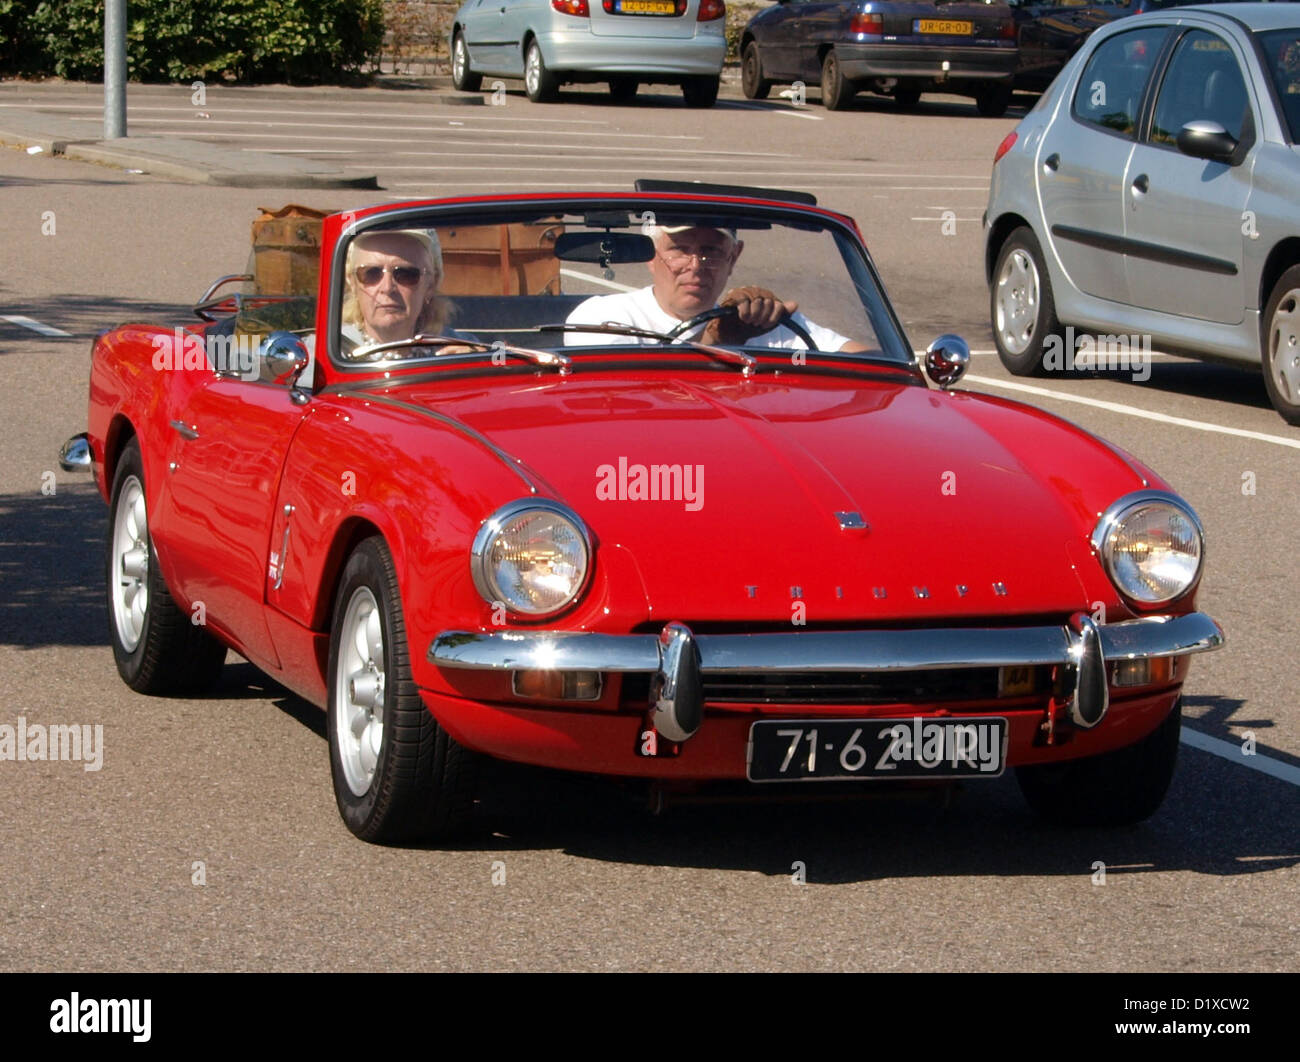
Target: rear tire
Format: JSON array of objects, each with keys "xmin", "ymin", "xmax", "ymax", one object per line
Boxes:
[
  {"xmin": 1261, "ymin": 263, "xmax": 1300, "ymax": 425},
  {"xmin": 894, "ymin": 86, "xmax": 922, "ymax": 109},
  {"xmin": 524, "ymin": 40, "xmax": 559, "ymax": 103},
  {"xmin": 975, "ymin": 83, "xmax": 1012, "ymax": 117},
  {"xmin": 609, "ymin": 77, "xmax": 638, "ymax": 103},
  {"xmin": 821, "ymin": 50, "xmax": 855, "ymax": 110},
  {"xmin": 1017, "ymin": 699, "xmax": 1182, "ymax": 827},
  {"xmin": 682, "ymin": 74, "xmax": 720, "ymax": 108},
  {"xmin": 451, "ymin": 32, "xmax": 482, "ymax": 92},
  {"xmin": 990, "ymin": 226, "xmax": 1065, "ymax": 376},
  {"xmin": 327, "ymin": 537, "xmax": 479, "ymax": 843},
  {"xmin": 741, "ymin": 42, "xmax": 771, "ymax": 100},
  {"xmin": 107, "ymin": 438, "xmax": 226, "ymax": 695}
]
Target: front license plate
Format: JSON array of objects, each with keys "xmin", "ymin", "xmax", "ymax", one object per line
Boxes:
[
  {"xmin": 915, "ymin": 19, "xmax": 972, "ymax": 34},
  {"xmin": 616, "ymin": 0, "xmax": 678, "ymax": 14},
  {"xmin": 747, "ymin": 717, "xmax": 1006, "ymax": 782}
]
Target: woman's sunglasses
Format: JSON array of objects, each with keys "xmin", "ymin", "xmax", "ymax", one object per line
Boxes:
[{"xmin": 355, "ymin": 264, "xmax": 426, "ymax": 287}]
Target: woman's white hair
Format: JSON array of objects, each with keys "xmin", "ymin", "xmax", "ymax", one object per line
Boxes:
[{"xmin": 341, "ymin": 228, "xmax": 450, "ymax": 337}]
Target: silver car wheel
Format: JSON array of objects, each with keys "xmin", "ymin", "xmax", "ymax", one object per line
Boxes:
[
  {"xmin": 994, "ymin": 247, "xmax": 1040, "ymax": 357},
  {"xmin": 525, "ymin": 45, "xmax": 540, "ymax": 97},
  {"xmin": 453, "ymin": 36, "xmax": 467, "ymax": 83},
  {"xmin": 334, "ymin": 586, "xmax": 386, "ymax": 797},
  {"xmin": 110, "ymin": 474, "xmax": 149, "ymax": 653},
  {"xmin": 1268, "ymin": 286, "xmax": 1300, "ymax": 402}
]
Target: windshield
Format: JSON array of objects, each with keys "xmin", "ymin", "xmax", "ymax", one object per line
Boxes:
[
  {"xmin": 329, "ymin": 200, "xmax": 913, "ymax": 370},
  {"xmin": 1259, "ymin": 28, "xmax": 1300, "ymax": 142}
]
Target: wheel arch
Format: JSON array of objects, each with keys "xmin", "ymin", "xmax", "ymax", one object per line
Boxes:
[
  {"xmin": 986, "ymin": 212, "xmax": 1035, "ymax": 287},
  {"xmin": 1258, "ymin": 237, "xmax": 1300, "ymax": 326},
  {"xmin": 102, "ymin": 414, "xmax": 137, "ymax": 498},
  {"xmin": 313, "ymin": 515, "xmax": 388, "ymax": 632}
]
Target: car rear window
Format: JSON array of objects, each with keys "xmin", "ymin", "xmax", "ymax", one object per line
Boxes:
[
  {"xmin": 1073, "ymin": 26, "xmax": 1171, "ymax": 137},
  {"xmin": 1259, "ymin": 28, "xmax": 1300, "ymax": 142}
]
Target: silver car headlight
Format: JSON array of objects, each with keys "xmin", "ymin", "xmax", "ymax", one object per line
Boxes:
[
  {"xmin": 471, "ymin": 499, "xmax": 591, "ymax": 618},
  {"xmin": 1091, "ymin": 491, "xmax": 1204, "ymax": 607}
]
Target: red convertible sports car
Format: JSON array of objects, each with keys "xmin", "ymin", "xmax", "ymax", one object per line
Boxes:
[{"xmin": 62, "ymin": 183, "xmax": 1223, "ymax": 843}]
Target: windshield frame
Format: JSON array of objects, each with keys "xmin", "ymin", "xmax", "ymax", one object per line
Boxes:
[{"xmin": 323, "ymin": 193, "xmax": 917, "ymax": 378}]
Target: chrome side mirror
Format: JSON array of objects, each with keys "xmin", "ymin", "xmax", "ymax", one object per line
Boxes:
[
  {"xmin": 925, "ymin": 334, "xmax": 970, "ymax": 388},
  {"xmin": 58, "ymin": 432, "xmax": 92, "ymax": 472},
  {"xmin": 258, "ymin": 331, "xmax": 310, "ymax": 387}
]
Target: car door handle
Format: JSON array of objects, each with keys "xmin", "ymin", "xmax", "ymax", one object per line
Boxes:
[
  {"xmin": 1043, "ymin": 153, "xmax": 1060, "ymax": 172},
  {"xmin": 169, "ymin": 419, "xmax": 199, "ymax": 440},
  {"xmin": 1132, "ymin": 174, "xmax": 1149, "ymax": 195}
]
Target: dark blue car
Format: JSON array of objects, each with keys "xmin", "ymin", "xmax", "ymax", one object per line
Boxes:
[{"xmin": 740, "ymin": 0, "xmax": 1019, "ymax": 114}]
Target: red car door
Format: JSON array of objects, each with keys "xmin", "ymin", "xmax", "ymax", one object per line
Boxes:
[{"xmin": 156, "ymin": 366, "xmax": 310, "ymax": 670}]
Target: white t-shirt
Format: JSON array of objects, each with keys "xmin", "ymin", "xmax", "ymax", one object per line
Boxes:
[{"xmin": 564, "ymin": 286, "xmax": 851, "ymax": 350}]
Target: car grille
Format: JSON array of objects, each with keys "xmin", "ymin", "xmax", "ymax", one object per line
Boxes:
[{"xmin": 702, "ymin": 668, "xmax": 1001, "ymax": 705}]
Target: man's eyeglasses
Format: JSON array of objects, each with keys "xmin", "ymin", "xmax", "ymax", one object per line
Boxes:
[
  {"xmin": 355, "ymin": 264, "xmax": 426, "ymax": 287},
  {"xmin": 658, "ymin": 247, "xmax": 729, "ymax": 271}
]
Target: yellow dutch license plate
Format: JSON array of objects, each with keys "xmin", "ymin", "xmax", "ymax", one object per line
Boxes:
[
  {"xmin": 621, "ymin": 0, "xmax": 677, "ymax": 13},
  {"xmin": 915, "ymin": 19, "xmax": 973, "ymax": 34}
]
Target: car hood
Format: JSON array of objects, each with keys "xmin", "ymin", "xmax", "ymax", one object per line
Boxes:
[{"xmin": 379, "ymin": 370, "xmax": 1145, "ymax": 623}]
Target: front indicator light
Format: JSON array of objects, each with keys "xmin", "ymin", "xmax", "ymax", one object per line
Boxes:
[{"xmin": 512, "ymin": 669, "xmax": 602, "ymax": 701}]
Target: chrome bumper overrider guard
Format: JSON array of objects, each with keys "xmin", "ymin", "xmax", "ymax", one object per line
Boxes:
[{"xmin": 430, "ymin": 612, "xmax": 1224, "ymax": 738}]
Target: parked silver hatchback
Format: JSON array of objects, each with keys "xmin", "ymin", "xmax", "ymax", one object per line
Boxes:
[
  {"xmin": 450, "ymin": 0, "xmax": 728, "ymax": 106},
  {"xmin": 985, "ymin": 3, "xmax": 1300, "ymax": 424}
]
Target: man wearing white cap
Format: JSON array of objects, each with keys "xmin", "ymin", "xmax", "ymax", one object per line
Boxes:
[{"xmin": 564, "ymin": 224, "xmax": 865, "ymax": 352}]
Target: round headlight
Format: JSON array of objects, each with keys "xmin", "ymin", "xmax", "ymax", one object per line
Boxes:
[
  {"xmin": 471, "ymin": 500, "xmax": 591, "ymax": 618},
  {"xmin": 1091, "ymin": 491, "xmax": 1204, "ymax": 607}
]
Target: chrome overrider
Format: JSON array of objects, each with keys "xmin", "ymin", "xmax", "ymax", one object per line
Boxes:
[{"xmin": 430, "ymin": 612, "xmax": 1224, "ymax": 739}]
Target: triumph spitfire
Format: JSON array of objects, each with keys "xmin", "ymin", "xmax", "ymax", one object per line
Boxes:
[{"xmin": 61, "ymin": 183, "xmax": 1223, "ymax": 842}]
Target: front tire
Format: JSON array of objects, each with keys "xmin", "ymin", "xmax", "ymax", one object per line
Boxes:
[
  {"xmin": 327, "ymin": 537, "xmax": 478, "ymax": 843},
  {"xmin": 1016, "ymin": 699, "xmax": 1182, "ymax": 827},
  {"xmin": 682, "ymin": 74, "xmax": 720, "ymax": 108},
  {"xmin": 821, "ymin": 50, "xmax": 855, "ymax": 110},
  {"xmin": 107, "ymin": 438, "xmax": 226, "ymax": 694},
  {"xmin": 991, "ymin": 226, "xmax": 1065, "ymax": 376},
  {"xmin": 741, "ymin": 42, "xmax": 771, "ymax": 100},
  {"xmin": 524, "ymin": 40, "xmax": 559, "ymax": 103},
  {"xmin": 451, "ymin": 32, "xmax": 481, "ymax": 92},
  {"xmin": 1261, "ymin": 264, "xmax": 1300, "ymax": 425}
]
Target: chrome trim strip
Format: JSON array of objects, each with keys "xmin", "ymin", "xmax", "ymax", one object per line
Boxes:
[
  {"xmin": 342, "ymin": 392, "xmax": 539, "ymax": 493},
  {"xmin": 429, "ymin": 612, "xmax": 1224, "ymax": 674}
]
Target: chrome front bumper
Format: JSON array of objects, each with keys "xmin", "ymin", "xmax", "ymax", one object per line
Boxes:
[{"xmin": 430, "ymin": 612, "xmax": 1224, "ymax": 737}]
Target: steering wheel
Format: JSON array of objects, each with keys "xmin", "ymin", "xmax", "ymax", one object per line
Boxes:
[{"xmin": 665, "ymin": 304, "xmax": 820, "ymax": 351}]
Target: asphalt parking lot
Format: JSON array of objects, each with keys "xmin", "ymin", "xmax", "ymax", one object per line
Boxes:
[{"xmin": 0, "ymin": 76, "xmax": 1296, "ymax": 977}]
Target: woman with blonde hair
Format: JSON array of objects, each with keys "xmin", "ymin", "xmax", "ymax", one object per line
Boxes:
[{"xmin": 341, "ymin": 228, "xmax": 456, "ymax": 354}]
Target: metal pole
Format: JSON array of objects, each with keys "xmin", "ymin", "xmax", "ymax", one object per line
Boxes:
[{"xmin": 104, "ymin": 0, "xmax": 127, "ymax": 138}]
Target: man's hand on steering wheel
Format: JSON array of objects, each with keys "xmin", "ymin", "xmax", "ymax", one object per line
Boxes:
[{"xmin": 700, "ymin": 286, "xmax": 799, "ymax": 346}]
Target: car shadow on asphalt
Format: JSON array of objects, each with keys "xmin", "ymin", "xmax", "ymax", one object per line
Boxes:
[
  {"xmin": 1050, "ymin": 358, "xmax": 1274, "ymax": 414},
  {"xmin": 0, "ymin": 293, "xmax": 193, "ymax": 341},
  {"xmin": 0, "ymin": 484, "xmax": 106, "ymax": 648},
  {"xmin": 335, "ymin": 725, "xmax": 1292, "ymax": 878}
]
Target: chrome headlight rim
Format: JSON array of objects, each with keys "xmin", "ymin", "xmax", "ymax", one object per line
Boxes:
[
  {"xmin": 470, "ymin": 498, "xmax": 593, "ymax": 620},
  {"xmin": 1091, "ymin": 489, "xmax": 1205, "ymax": 609}
]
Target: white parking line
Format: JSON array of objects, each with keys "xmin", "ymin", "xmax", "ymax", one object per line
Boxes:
[
  {"xmin": 1180, "ymin": 727, "xmax": 1300, "ymax": 787},
  {"xmin": 559, "ymin": 268, "xmax": 638, "ymax": 293},
  {"xmin": 965, "ymin": 374, "xmax": 1300, "ymax": 451},
  {"xmin": 0, "ymin": 102, "xmax": 611, "ymax": 125},
  {"xmin": 74, "ymin": 116, "xmax": 703, "ymax": 140},
  {"xmin": 0, "ymin": 314, "xmax": 71, "ymax": 337},
  {"xmin": 772, "ymin": 109, "xmax": 824, "ymax": 121},
  {"xmin": 392, "ymin": 146, "xmax": 803, "ymax": 159}
]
